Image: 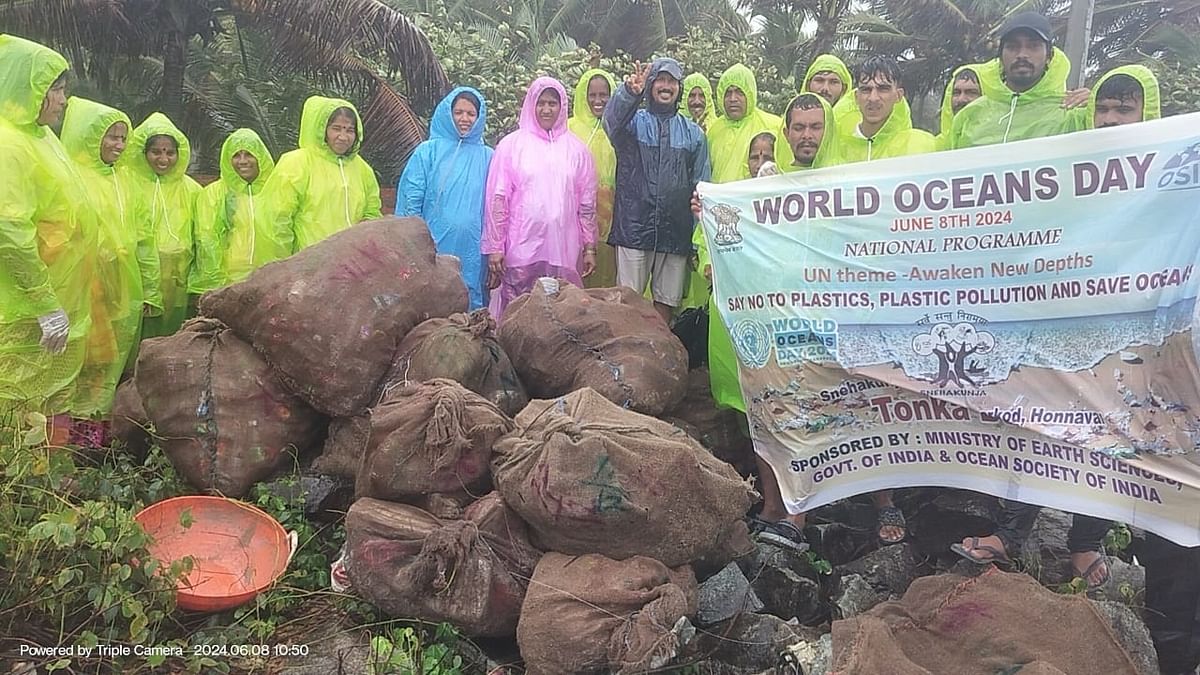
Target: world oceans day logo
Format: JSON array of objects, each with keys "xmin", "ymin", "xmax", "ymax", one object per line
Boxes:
[
  {"xmin": 1157, "ymin": 142, "xmax": 1200, "ymax": 192},
  {"xmin": 731, "ymin": 319, "xmax": 772, "ymax": 368}
]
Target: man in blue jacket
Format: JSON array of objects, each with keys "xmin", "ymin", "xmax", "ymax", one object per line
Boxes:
[{"xmin": 604, "ymin": 57, "xmax": 711, "ymax": 323}]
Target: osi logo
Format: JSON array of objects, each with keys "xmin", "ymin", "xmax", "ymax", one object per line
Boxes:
[{"xmin": 1158, "ymin": 142, "xmax": 1200, "ymax": 191}]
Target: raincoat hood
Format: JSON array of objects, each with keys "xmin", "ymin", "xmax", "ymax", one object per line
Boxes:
[
  {"xmin": 518, "ymin": 77, "xmax": 569, "ymax": 140},
  {"xmin": 571, "ymin": 69, "xmax": 615, "ymax": 127},
  {"xmin": 679, "ymin": 72, "xmax": 716, "ymax": 125},
  {"xmin": 803, "ymin": 54, "xmax": 853, "ymax": 101},
  {"xmin": 715, "ymin": 63, "xmax": 761, "ymax": 119},
  {"xmin": 61, "ymin": 97, "xmax": 131, "ymax": 173},
  {"xmin": 0, "ymin": 34, "xmax": 68, "ymax": 131},
  {"xmin": 122, "ymin": 112, "xmax": 192, "ymax": 183},
  {"xmin": 1088, "ymin": 65, "xmax": 1161, "ymax": 127},
  {"xmin": 219, "ymin": 128, "xmax": 275, "ymax": 194},
  {"xmin": 432, "ymin": 86, "xmax": 488, "ymax": 144},
  {"xmin": 778, "ymin": 93, "xmax": 840, "ymax": 172},
  {"xmin": 645, "ymin": 58, "xmax": 684, "ymax": 113},
  {"xmin": 299, "ymin": 95, "xmax": 364, "ymax": 158},
  {"xmin": 939, "ymin": 64, "xmax": 988, "ymax": 137},
  {"xmin": 977, "ymin": 47, "xmax": 1071, "ymax": 102}
]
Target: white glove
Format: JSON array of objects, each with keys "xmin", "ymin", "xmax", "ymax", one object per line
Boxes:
[{"xmin": 37, "ymin": 309, "xmax": 69, "ymax": 355}]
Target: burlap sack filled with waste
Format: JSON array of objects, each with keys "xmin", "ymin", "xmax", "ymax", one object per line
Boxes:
[
  {"xmin": 498, "ymin": 279, "xmax": 688, "ymax": 416},
  {"xmin": 491, "ymin": 388, "xmax": 754, "ymax": 567},
  {"xmin": 345, "ymin": 379, "xmax": 513, "ymax": 501},
  {"xmin": 343, "ymin": 494, "xmax": 541, "ymax": 637},
  {"xmin": 518, "ymin": 552, "xmax": 698, "ymax": 675},
  {"xmin": 379, "ymin": 309, "xmax": 528, "ymax": 416},
  {"xmin": 135, "ymin": 317, "xmax": 322, "ymax": 497},
  {"xmin": 199, "ymin": 217, "xmax": 468, "ymax": 416}
]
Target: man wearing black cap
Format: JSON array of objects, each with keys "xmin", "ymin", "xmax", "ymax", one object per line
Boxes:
[
  {"xmin": 605, "ymin": 58, "xmax": 711, "ymax": 323},
  {"xmin": 949, "ymin": 11, "xmax": 1088, "ymax": 149}
]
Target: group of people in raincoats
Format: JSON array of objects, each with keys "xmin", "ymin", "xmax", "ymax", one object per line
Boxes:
[
  {"xmin": 3, "ymin": 18, "xmax": 1195, "ymax": 671},
  {"xmin": 0, "ymin": 34, "xmax": 381, "ymax": 444}
]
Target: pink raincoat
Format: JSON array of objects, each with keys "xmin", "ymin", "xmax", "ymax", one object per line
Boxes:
[{"xmin": 483, "ymin": 77, "xmax": 598, "ymax": 318}]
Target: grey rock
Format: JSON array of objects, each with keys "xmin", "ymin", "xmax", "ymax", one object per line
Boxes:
[
  {"xmin": 1018, "ymin": 507, "xmax": 1073, "ymax": 585},
  {"xmin": 830, "ymin": 543, "xmax": 925, "ymax": 619},
  {"xmin": 1092, "ymin": 600, "xmax": 1159, "ymax": 675},
  {"xmin": 262, "ymin": 471, "xmax": 354, "ymax": 520},
  {"xmin": 697, "ymin": 562, "xmax": 765, "ymax": 625},
  {"xmin": 807, "ymin": 522, "xmax": 874, "ymax": 567},
  {"xmin": 738, "ymin": 544, "xmax": 825, "ymax": 624},
  {"xmin": 783, "ymin": 632, "xmax": 832, "ymax": 675},
  {"xmin": 680, "ymin": 613, "xmax": 807, "ymax": 671}
]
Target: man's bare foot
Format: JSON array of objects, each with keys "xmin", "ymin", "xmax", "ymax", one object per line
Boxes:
[{"xmin": 1070, "ymin": 550, "xmax": 1110, "ymax": 587}]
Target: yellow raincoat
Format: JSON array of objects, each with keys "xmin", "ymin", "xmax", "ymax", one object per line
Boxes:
[
  {"xmin": 189, "ymin": 129, "xmax": 281, "ymax": 294},
  {"xmin": 934, "ymin": 64, "xmax": 990, "ymax": 150},
  {"xmin": 680, "ymin": 73, "xmax": 718, "ymax": 131},
  {"xmin": 707, "ymin": 64, "xmax": 783, "ymax": 183},
  {"xmin": 0, "ymin": 35, "xmax": 96, "ymax": 416},
  {"xmin": 1087, "ymin": 65, "xmax": 1161, "ymax": 127},
  {"xmin": 61, "ymin": 97, "xmax": 155, "ymax": 415},
  {"xmin": 833, "ymin": 96, "xmax": 936, "ymax": 164},
  {"xmin": 950, "ymin": 48, "xmax": 1088, "ymax": 149},
  {"xmin": 268, "ymin": 96, "xmax": 382, "ymax": 253},
  {"xmin": 568, "ymin": 69, "xmax": 618, "ymax": 288},
  {"xmin": 701, "ymin": 94, "xmax": 843, "ymax": 412},
  {"xmin": 122, "ymin": 112, "xmax": 200, "ymax": 338},
  {"xmin": 775, "ymin": 55, "xmax": 856, "ymax": 169}
]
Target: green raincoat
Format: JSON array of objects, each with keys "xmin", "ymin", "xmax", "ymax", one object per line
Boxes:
[
  {"xmin": 804, "ymin": 54, "xmax": 859, "ymax": 129},
  {"xmin": 833, "ymin": 96, "xmax": 935, "ymax": 164},
  {"xmin": 950, "ymin": 48, "xmax": 1088, "ymax": 149},
  {"xmin": 0, "ymin": 35, "xmax": 96, "ymax": 415},
  {"xmin": 1087, "ymin": 65, "xmax": 1161, "ymax": 127},
  {"xmin": 934, "ymin": 64, "xmax": 990, "ymax": 150},
  {"xmin": 777, "ymin": 93, "xmax": 842, "ymax": 173},
  {"xmin": 268, "ymin": 96, "xmax": 382, "ymax": 253},
  {"xmin": 707, "ymin": 64, "xmax": 784, "ymax": 183},
  {"xmin": 61, "ymin": 97, "xmax": 155, "ymax": 415},
  {"xmin": 121, "ymin": 112, "xmax": 200, "ymax": 338},
  {"xmin": 702, "ymin": 93, "xmax": 844, "ymax": 412},
  {"xmin": 568, "ymin": 69, "xmax": 619, "ymax": 288},
  {"xmin": 680, "ymin": 73, "xmax": 718, "ymax": 131},
  {"xmin": 190, "ymin": 129, "xmax": 280, "ymax": 294}
]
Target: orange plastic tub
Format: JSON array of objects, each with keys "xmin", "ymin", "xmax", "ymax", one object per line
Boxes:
[{"xmin": 135, "ymin": 496, "xmax": 296, "ymax": 612}]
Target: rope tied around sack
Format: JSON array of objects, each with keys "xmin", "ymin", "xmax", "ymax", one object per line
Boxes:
[
  {"xmin": 395, "ymin": 519, "xmax": 480, "ymax": 595},
  {"xmin": 424, "ymin": 383, "xmax": 472, "ymax": 476}
]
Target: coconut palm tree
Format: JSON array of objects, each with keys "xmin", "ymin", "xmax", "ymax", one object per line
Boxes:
[{"xmin": 0, "ymin": 0, "xmax": 448, "ymax": 180}]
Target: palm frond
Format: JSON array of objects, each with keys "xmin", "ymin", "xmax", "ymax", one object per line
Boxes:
[{"xmin": 230, "ymin": 0, "xmax": 448, "ymax": 109}]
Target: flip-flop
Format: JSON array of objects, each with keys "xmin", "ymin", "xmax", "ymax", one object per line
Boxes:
[
  {"xmin": 756, "ymin": 520, "xmax": 810, "ymax": 553},
  {"xmin": 1071, "ymin": 554, "xmax": 1111, "ymax": 589},
  {"xmin": 950, "ymin": 537, "xmax": 1013, "ymax": 566},
  {"xmin": 876, "ymin": 505, "xmax": 907, "ymax": 545}
]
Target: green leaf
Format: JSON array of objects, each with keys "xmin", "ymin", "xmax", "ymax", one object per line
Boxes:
[
  {"xmin": 46, "ymin": 658, "xmax": 70, "ymax": 672},
  {"xmin": 179, "ymin": 508, "xmax": 194, "ymax": 529}
]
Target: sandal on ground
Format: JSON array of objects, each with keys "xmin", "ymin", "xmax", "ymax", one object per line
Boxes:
[
  {"xmin": 1071, "ymin": 553, "xmax": 1111, "ymax": 589},
  {"xmin": 755, "ymin": 520, "xmax": 810, "ymax": 553},
  {"xmin": 876, "ymin": 505, "xmax": 907, "ymax": 545},
  {"xmin": 950, "ymin": 536, "xmax": 1013, "ymax": 567},
  {"xmin": 746, "ymin": 514, "xmax": 773, "ymax": 536}
]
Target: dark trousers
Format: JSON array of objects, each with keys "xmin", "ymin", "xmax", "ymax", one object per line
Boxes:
[
  {"xmin": 1141, "ymin": 533, "xmax": 1200, "ymax": 675},
  {"xmin": 994, "ymin": 501, "xmax": 1110, "ymax": 554}
]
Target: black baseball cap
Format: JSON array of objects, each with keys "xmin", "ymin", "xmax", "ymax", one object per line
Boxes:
[{"xmin": 999, "ymin": 11, "xmax": 1053, "ymax": 44}]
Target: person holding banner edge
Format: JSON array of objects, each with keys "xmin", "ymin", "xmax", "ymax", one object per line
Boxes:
[{"xmin": 953, "ymin": 62, "xmax": 1166, "ymax": 591}]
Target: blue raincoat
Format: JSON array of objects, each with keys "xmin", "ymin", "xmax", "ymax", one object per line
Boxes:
[{"xmin": 396, "ymin": 86, "xmax": 492, "ymax": 309}]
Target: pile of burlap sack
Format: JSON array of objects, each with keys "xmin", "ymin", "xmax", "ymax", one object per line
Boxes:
[{"xmin": 111, "ymin": 217, "xmax": 759, "ymax": 674}]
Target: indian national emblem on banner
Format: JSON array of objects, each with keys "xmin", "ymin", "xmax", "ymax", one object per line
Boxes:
[
  {"xmin": 731, "ymin": 319, "xmax": 772, "ymax": 368},
  {"xmin": 911, "ymin": 319, "xmax": 996, "ymax": 389},
  {"xmin": 707, "ymin": 203, "xmax": 744, "ymax": 248},
  {"xmin": 1158, "ymin": 142, "xmax": 1200, "ymax": 191}
]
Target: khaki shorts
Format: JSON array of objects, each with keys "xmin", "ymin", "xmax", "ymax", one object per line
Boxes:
[{"xmin": 615, "ymin": 247, "xmax": 688, "ymax": 306}]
